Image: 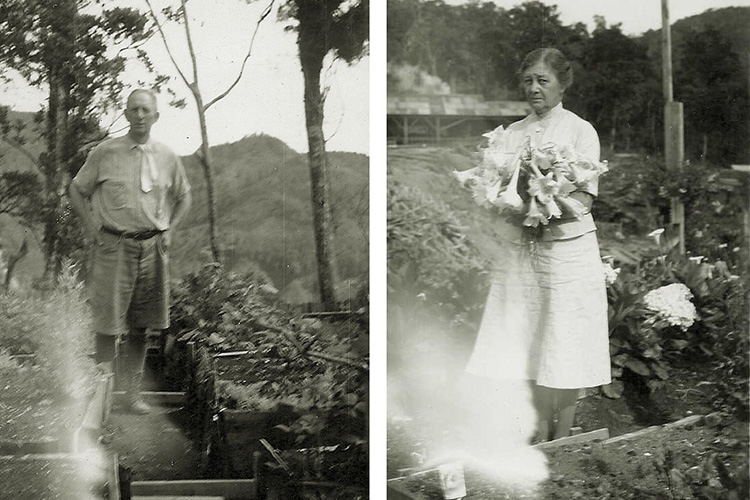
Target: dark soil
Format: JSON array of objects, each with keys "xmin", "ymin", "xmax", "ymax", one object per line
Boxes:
[
  {"xmin": 392, "ymin": 418, "xmax": 749, "ymax": 500},
  {"xmin": 102, "ymin": 403, "xmax": 204, "ymax": 482},
  {"xmin": 387, "ymin": 359, "xmax": 749, "ymax": 499},
  {"xmin": 101, "ymin": 355, "xmax": 205, "ymax": 481}
]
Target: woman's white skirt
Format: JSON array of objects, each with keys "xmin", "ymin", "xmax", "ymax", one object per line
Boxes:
[{"xmin": 465, "ymin": 231, "xmax": 611, "ymax": 389}]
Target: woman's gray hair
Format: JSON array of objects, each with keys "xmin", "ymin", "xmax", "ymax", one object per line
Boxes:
[{"xmin": 519, "ymin": 48, "xmax": 574, "ymax": 90}]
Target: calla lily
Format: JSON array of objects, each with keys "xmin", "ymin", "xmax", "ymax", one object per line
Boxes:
[
  {"xmin": 647, "ymin": 228, "xmax": 665, "ymax": 246},
  {"xmin": 523, "ymin": 197, "xmax": 547, "ymax": 227}
]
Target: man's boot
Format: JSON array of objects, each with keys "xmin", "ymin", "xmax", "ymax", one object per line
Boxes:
[{"xmin": 126, "ymin": 371, "xmax": 151, "ymax": 415}]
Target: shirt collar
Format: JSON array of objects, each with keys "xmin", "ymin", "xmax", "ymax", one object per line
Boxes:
[
  {"xmin": 533, "ymin": 102, "xmax": 565, "ymax": 123},
  {"xmin": 127, "ymin": 135, "xmax": 153, "ymax": 151}
]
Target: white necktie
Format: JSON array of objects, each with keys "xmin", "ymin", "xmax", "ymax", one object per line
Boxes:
[{"xmin": 137, "ymin": 144, "xmax": 157, "ymax": 193}]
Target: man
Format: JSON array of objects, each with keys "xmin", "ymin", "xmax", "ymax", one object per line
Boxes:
[{"xmin": 69, "ymin": 89, "xmax": 191, "ymax": 414}]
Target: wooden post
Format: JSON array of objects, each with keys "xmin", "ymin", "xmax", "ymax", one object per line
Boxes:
[{"xmin": 662, "ymin": 0, "xmax": 685, "ymax": 255}]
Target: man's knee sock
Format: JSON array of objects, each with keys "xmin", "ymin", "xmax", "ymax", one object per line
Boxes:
[
  {"xmin": 122, "ymin": 329, "xmax": 148, "ymax": 378},
  {"xmin": 94, "ymin": 333, "xmax": 117, "ymax": 364}
]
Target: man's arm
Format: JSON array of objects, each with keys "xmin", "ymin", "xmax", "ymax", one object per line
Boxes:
[
  {"xmin": 164, "ymin": 190, "xmax": 191, "ymax": 246},
  {"xmin": 170, "ymin": 190, "xmax": 191, "ymax": 230},
  {"xmin": 68, "ymin": 182, "xmax": 100, "ymax": 244}
]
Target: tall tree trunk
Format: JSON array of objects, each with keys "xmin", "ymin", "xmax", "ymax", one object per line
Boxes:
[
  {"xmin": 180, "ymin": 0, "xmax": 220, "ymax": 263},
  {"xmin": 44, "ymin": 66, "xmax": 71, "ymax": 282},
  {"xmin": 194, "ymin": 91, "xmax": 220, "ymax": 263},
  {"xmin": 299, "ymin": 40, "xmax": 338, "ymax": 310},
  {"xmin": 701, "ymin": 132, "xmax": 708, "ymax": 164},
  {"xmin": 42, "ymin": 0, "xmax": 76, "ymax": 283}
]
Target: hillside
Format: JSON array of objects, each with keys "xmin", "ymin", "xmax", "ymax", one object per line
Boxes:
[
  {"xmin": 641, "ymin": 6, "xmax": 750, "ymax": 73},
  {"xmin": 0, "ymin": 126, "xmax": 368, "ymax": 303},
  {"xmin": 174, "ymin": 134, "xmax": 369, "ymax": 303}
]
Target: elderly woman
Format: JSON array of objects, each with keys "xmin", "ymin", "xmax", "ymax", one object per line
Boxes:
[{"xmin": 464, "ymin": 48, "xmax": 611, "ymax": 442}]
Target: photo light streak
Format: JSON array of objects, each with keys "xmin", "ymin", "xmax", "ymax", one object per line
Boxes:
[{"xmin": 389, "ymin": 313, "xmax": 549, "ymax": 494}]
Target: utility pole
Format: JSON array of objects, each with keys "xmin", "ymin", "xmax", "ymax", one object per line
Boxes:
[{"xmin": 662, "ymin": 0, "xmax": 686, "ymax": 255}]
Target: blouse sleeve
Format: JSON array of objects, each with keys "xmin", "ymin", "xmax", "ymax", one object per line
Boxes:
[{"xmin": 575, "ymin": 120, "xmax": 602, "ymax": 197}]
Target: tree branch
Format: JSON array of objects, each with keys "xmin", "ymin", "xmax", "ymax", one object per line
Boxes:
[
  {"xmin": 181, "ymin": 0, "xmax": 200, "ymax": 95},
  {"xmin": 204, "ymin": 0, "xmax": 275, "ymax": 111},
  {"xmin": 144, "ymin": 0, "xmax": 192, "ymax": 90}
]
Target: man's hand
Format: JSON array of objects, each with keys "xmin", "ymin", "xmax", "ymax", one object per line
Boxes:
[{"xmin": 85, "ymin": 223, "xmax": 101, "ymax": 246}]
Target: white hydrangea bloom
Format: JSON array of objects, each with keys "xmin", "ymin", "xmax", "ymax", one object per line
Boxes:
[{"xmin": 643, "ymin": 283, "xmax": 699, "ymax": 330}]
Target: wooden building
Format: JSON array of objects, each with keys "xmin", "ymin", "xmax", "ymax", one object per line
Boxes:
[{"xmin": 387, "ymin": 94, "xmax": 531, "ymax": 145}]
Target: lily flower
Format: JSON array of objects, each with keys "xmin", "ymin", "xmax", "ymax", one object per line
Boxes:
[
  {"xmin": 567, "ymin": 161, "xmax": 598, "ymax": 185},
  {"xmin": 523, "ymin": 197, "xmax": 547, "ymax": 227},
  {"xmin": 647, "ymin": 228, "xmax": 665, "ymax": 246},
  {"xmin": 527, "ymin": 172, "xmax": 559, "ymax": 204},
  {"xmin": 555, "ymin": 173, "xmax": 577, "ymax": 196},
  {"xmin": 452, "ymin": 167, "xmax": 481, "ymax": 185},
  {"xmin": 541, "ymin": 198, "xmax": 563, "ymax": 219},
  {"xmin": 492, "ymin": 163, "xmax": 524, "ymax": 212}
]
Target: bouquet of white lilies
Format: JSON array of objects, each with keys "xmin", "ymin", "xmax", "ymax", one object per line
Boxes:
[{"xmin": 453, "ymin": 126, "xmax": 608, "ymax": 227}]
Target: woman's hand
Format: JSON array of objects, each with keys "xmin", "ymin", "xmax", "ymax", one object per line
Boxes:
[{"xmin": 568, "ymin": 191, "xmax": 594, "ymax": 213}]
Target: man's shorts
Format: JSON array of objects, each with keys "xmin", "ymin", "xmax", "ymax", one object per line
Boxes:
[{"xmin": 88, "ymin": 230, "xmax": 170, "ymax": 335}]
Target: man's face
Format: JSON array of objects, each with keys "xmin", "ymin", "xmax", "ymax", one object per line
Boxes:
[{"xmin": 125, "ymin": 91, "xmax": 159, "ymax": 136}]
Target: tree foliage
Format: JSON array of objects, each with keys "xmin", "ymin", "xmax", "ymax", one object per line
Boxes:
[
  {"xmin": 387, "ymin": 1, "xmax": 749, "ymax": 163},
  {"xmin": 280, "ymin": 0, "xmax": 369, "ymax": 309},
  {"xmin": 0, "ymin": 0, "xmax": 153, "ymax": 280}
]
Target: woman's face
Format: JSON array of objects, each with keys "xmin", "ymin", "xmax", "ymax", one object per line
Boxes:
[{"xmin": 522, "ymin": 62, "xmax": 564, "ymax": 116}]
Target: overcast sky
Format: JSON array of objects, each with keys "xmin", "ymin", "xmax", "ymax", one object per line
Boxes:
[
  {"xmin": 443, "ymin": 0, "xmax": 750, "ymax": 35},
  {"xmin": 0, "ymin": 0, "xmax": 369, "ymax": 156}
]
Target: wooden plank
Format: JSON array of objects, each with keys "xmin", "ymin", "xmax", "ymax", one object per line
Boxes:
[
  {"xmin": 108, "ymin": 453, "xmax": 121, "ymax": 500},
  {"xmin": 602, "ymin": 425, "xmax": 661, "ymax": 445},
  {"xmin": 112, "ymin": 391, "xmax": 185, "ymax": 406},
  {"xmin": 130, "ymin": 480, "xmax": 256, "ymax": 499},
  {"xmin": 533, "ymin": 428, "xmax": 610, "ymax": 450},
  {"xmin": 664, "ymin": 414, "xmax": 703, "ymax": 429},
  {"xmin": 0, "ymin": 438, "xmax": 59, "ymax": 455},
  {"xmin": 132, "ymin": 497, "xmax": 224, "ymax": 500}
]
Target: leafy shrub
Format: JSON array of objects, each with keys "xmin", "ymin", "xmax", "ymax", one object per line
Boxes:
[
  {"xmin": 603, "ymin": 251, "xmax": 749, "ymax": 419},
  {"xmin": 604, "ymin": 268, "xmax": 670, "ymax": 398},
  {"xmin": 387, "ymin": 176, "xmax": 488, "ymax": 351},
  {"xmin": 596, "ymin": 155, "xmax": 746, "ymax": 270},
  {"xmin": 169, "ymin": 264, "xmax": 368, "ymax": 448}
]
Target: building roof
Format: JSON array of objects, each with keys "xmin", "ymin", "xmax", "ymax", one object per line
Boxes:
[{"xmin": 387, "ymin": 93, "xmax": 531, "ymax": 117}]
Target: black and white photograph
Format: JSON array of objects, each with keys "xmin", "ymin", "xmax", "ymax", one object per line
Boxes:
[
  {"xmin": 386, "ymin": 0, "xmax": 749, "ymax": 498},
  {"xmin": 0, "ymin": 0, "xmax": 369, "ymax": 498}
]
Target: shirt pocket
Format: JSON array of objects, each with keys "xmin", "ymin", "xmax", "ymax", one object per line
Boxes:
[{"xmin": 101, "ymin": 180, "xmax": 129, "ymax": 210}]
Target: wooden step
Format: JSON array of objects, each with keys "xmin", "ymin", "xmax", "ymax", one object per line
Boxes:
[
  {"xmin": 132, "ymin": 497, "xmax": 224, "ymax": 500},
  {"xmin": 130, "ymin": 479, "xmax": 256, "ymax": 499}
]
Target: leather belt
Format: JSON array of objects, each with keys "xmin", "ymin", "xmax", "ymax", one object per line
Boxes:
[{"xmin": 101, "ymin": 226, "xmax": 163, "ymax": 240}]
